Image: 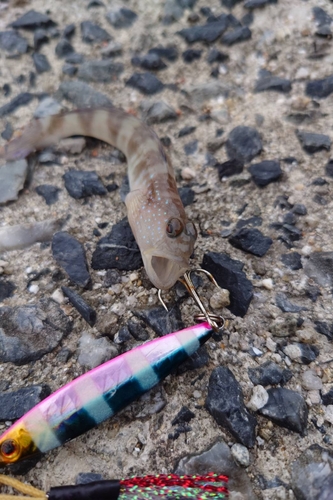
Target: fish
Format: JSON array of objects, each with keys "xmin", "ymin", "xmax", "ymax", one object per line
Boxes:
[
  {"xmin": 0, "ymin": 107, "xmax": 197, "ymax": 290},
  {"xmin": 0, "ymin": 322, "xmax": 213, "ymax": 466}
]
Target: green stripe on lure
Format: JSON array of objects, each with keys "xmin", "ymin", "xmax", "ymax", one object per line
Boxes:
[{"xmin": 0, "ymin": 323, "xmax": 214, "ymax": 466}]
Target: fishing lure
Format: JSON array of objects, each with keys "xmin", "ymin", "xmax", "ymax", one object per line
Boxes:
[
  {"xmin": 0, "ymin": 321, "xmax": 216, "ymax": 466},
  {"xmin": 0, "ymin": 107, "xmax": 197, "ymax": 290},
  {"xmin": 0, "ymin": 473, "xmax": 229, "ymax": 499}
]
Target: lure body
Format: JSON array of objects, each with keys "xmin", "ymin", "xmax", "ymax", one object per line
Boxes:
[
  {"xmin": 0, "ymin": 323, "xmax": 212, "ymax": 465},
  {"xmin": 0, "ymin": 107, "xmax": 197, "ymax": 289}
]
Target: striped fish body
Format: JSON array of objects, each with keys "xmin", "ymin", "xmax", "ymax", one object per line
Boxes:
[
  {"xmin": 0, "ymin": 107, "xmax": 197, "ymax": 290},
  {"xmin": 0, "ymin": 323, "xmax": 212, "ymax": 465}
]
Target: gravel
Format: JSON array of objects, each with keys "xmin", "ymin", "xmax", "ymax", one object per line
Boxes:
[{"xmin": 1, "ymin": 0, "xmax": 333, "ymax": 497}]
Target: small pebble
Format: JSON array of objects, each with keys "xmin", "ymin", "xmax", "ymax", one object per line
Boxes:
[
  {"xmin": 231, "ymin": 443, "xmax": 250, "ymax": 467},
  {"xmin": 247, "ymin": 385, "xmax": 269, "ymax": 411}
]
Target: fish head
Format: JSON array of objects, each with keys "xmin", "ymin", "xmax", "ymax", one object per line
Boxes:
[{"xmin": 141, "ymin": 216, "xmax": 197, "ymax": 290}]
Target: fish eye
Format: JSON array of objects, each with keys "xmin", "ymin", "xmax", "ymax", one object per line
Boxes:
[
  {"xmin": 185, "ymin": 221, "xmax": 197, "ymax": 238},
  {"xmin": 166, "ymin": 218, "xmax": 184, "ymax": 238},
  {"xmin": 1, "ymin": 439, "xmax": 19, "ymax": 459}
]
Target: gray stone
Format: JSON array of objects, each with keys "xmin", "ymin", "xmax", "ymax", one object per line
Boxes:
[
  {"xmin": 296, "ymin": 130, "xmax": 331, "ymax": 154},
  {"xmin": 0, "ymin": 93, "xmax": 34, "ymax": 117},
  {"xmin": 226, "ymin": 126, "xmax": 262, "ymax": 162},
  {"xmin": 304, "ymin": 252, "xmax": 333, "ymax": 287},
  {"xmin": 10, "ymin": 10, "xmax": 55, "ymax": 29},
  {"xmin": 0, "ymin": 299, "xmax": 72, "ymax": 365},
  {"xmin": 32, "ymin": 53, "xmax": 51, "ymax": 73},
  {"xmin": 78, "ymin": 331, "xmax": 117, "ymax": 369},
  {"xmin": 126, "ymin": 72, "xmax": 164, "ymax": 95},
  {"xmin": 52, "ymin": 231, "xmax": 92, "ymax": 288},
  {"xmin": 0, "ymin": 160, "xmax": 29, "ymax": 204},
  {"xmin": 106, "ymin": 8, "xmax": 137, "ymax": 29},
  {"xmin": 290, "ymin": 444, "xmax": 333, "ymax": 500},
  {"xmin": 56, "ymin": 81, "xmax": 113, "ymax": 108},
  {"xmin": 275, "ymin": 292, "xmax": 308, "ymax": 313},
  {"xmin": 77, "ymin": 60, "xmax": 124, "ymax": 83},
  {"xmin": 184, "ymin": 80, "xmax": 229, "ymax": 104},
  {"xmin": 34, "ymin": 97, "xmax": 63, "ymax": 118},
  {"xmin": 80, "ymin": 21, "xmax": 112, "ymax": 43},
  {"xmin": 0, "ymin": 31, "xmax": 28, "ymax": 57}
]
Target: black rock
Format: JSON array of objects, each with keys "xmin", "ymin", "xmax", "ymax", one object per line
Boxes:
[
  {"xmin": 221, "ymin": 26, "xmax": 251, "ymax": 45},
  {"xmin": 216, "ymin": 158, "xmax": 244, "ymax": 178},
  {"xmin": 248, "ymin": 361, "xmax": 292, "ymax": 386},
  {"xmin": 148, "ymin": 46, "xmax": 178, "ymax": 61},
  {"xmin": 283, "ymin": 212, "xmax": 297, "ymax": 225},
  {"xmin": 10, "ymin": 10, "xmax": 56, "ymax": 30},
  {"xmin": 229, "ymin": 227, "xmax": 273, "ymax": 257},
  {"xmin": 202, "ymin": 252, "xmax": 253, "ymax": 317},
  {"xmin": 117, "ymin": 326, "xmax": 132, "ymax": 343},
  {"xmin": 132, "ymin": 53, "xmax": 167, "ymax": 71},
  {"xmin": 322, "ymin": 388, "xmax": 333, "ymax": 406},
  {"xmin": 0, "ymin": 385, "xmax": 51, "ymax": 421},
  {"xmin": 106, "ymin": 8, "xmax": 138, "ymax": 29},
  {"xmin": 32, "ymin": 52, "xmax": 51, "ymax": 73},
  {"xmin": 133, "ymin": 305, "xmax": 184, "ymax": 337},
  {"xmin": 0, "ymin": 299, "xmax": 73, "ymax": 365},
  {"xmin": 126, "ymin": 72, "xmax": 164, "ymax": 95},
  {"xmin": 62, "ymin": 63, "xmax": 77, "ymax": 76},
  {"xmin": 103, "ymin": 269, "xmax": 122, "ymax": 286},
  {"xmin": 179, "ymin": 187, "xmax": 195, "ymax": 207},
  {"xmin": 206, "ymin": 366, "xmax": 257, "ymax": 448},
  {"xmin": 254, "ymin": 70, "xmax": 292, "ymax": 93},
  {"xmin": 1, "ymin": 122, "xmax": 13, "ymax": 141},
  {"xmin": 33, "ymin": 29, "xmax": 49, "ymax": 50},
  {"xmin": 207, "ymin": 48, "xmax": 229, "ymax": 64},
  {"xmin": 296, "ymin": 129, "xmax": 331, "ymax": 154},
  {"xmin": 63, "ymin": 170, "xmax": 107, "ymax": 198},
  {"xmin": 259, "ymin": 387, "xmax": 308, "ymax": 435},
  {"xmin": 221, "ymin": 0, "xmax": 243, "ymax": 8},
  {"xmin": 178, "ymin": 125, "xmax": 196, "ymax": 137},
  {"xmin": 0, "ymin": 30, "xmax": 28, "ymax": 56},
  {"xmin": 177, "ymin": 18, "xmax": 228, "ymax": 44},
  {"xmin": 63, "ymin": 24, "xmax": 76, "ymax": 40},
  {"xmin": 91, "ymin": 217, "xmax": 143, "ymax": 272},
  {"xmin": 77, "ymin": 60, "xmax": 123, "ymax": 83},
  {"xmin": 226, "ymin": 126, "xmax": 262, "ymax": 162},
  {"xmin": 281, "ymin": 252, "xmax": 302, "ymax": 270},
  {"xmin": 290, "ymin": 444, "xmax": 333, "ymax": 500},
  {"xmin": 80, "ymin": 21, "xmax": 112, "ymax": 43},
  {"xmin": 325, "ymin": 159, "xmax": 333, "ymax": 177},
  {"xmin": 76, "ymin": 473, "xmax": 104, "ymax": 485},
  {"xmin": 62, "ymin": 286, "xmax": 96, "ymax": 327},
  {"xmin": 171, "ymin": 406, "xmax": 195, "ymax": 426},
  {"xmin": 0, "ymin": 92, "xmax": 34, "ymax": 117},
  {"xmin": 0, "ymin": 280, "xmax": 16, "ymax": 302},
  {"xmin": 248, "ymin": 160, "xmax": 282, "ymax": 187},
  {"xmin": 184, "ymin": 139, "xmax": 198, "ymax": 155},
  {"xmin": 283, "ymin": 343, "xmax": 319, "ymax": 365},
  {"xmin": 244, "ymin": 0, "xmax": 278, "ymax": 8},
  {"xmin": 314, "ymin": 321, "xmax": 333, "ymax": 341},
  {"xmin": 306, "ymin": 75, "xmax": 333, "ymax": 99},
  {"xmin": 313, "ymin": 7, "xmax": 332, "ymax": 26},
  {"xmin": 276, "ymin": 293, "xmax": 307, "ymax": 313},
  {"xmin": 127, "ymin": 321, "xmax": 149, "ymax": 341},
  {"xmin": 55, "ymin": 38, "xmax": 74, "ymax": 58},
  {"xmin": 57, "ymin": 81, "xmax": 113, "ymax": 108},
  {"xmin": 315, "ymin": 25, "xmax": 332, "ymax": 37},
  {"xmin": 87, "ymin": 0, "xmax": 105, "ymax": 7},
  {"xmin": 292, "ymin": 203, "xmax": 307, "ymax": 215},
  {"xmin": 306, "ymin": 286, "xmax": 320, "ymax": 303},
  {"xmin": 35, "ymin": 184, "xmax": 61, "ymax": 205},
  {"xmin": 312, "ymin": 177, "xmax": 327, "ymax": 186},
  {"xmin": 182, "ymin": 49, "xmax": 202, "ymax": 63},
  {"xmin": 52, "ymin": 232, "xmax": 91, "ymax": 288}
]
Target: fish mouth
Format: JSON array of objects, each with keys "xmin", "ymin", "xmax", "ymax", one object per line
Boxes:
[{"xmin": 143, "ymin": 253, "xmax": 189, "ymax": 290}]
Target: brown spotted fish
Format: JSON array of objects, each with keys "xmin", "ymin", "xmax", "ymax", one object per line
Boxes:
[{"xmin": 0, "ymin": 107, "xmax": 197, "ymax": 289}]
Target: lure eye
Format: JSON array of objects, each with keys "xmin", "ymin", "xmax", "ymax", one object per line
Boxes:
[
  {"xmin": 1, "ymin": 439, "xmax": 19, "ymax": 459},
  {"xmin": 166, "ymin": 218, "xmax": 184, "ymax": 238}
]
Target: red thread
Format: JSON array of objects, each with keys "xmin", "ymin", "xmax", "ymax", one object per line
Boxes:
[{"xmin": 120, "ymin": 473, "xmax": 228, "ymax": 493}]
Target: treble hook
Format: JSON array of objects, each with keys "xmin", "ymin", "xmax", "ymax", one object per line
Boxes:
[{"xmin": 158, "ymin": 269, "xmax": 225, "ymax": 333}]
